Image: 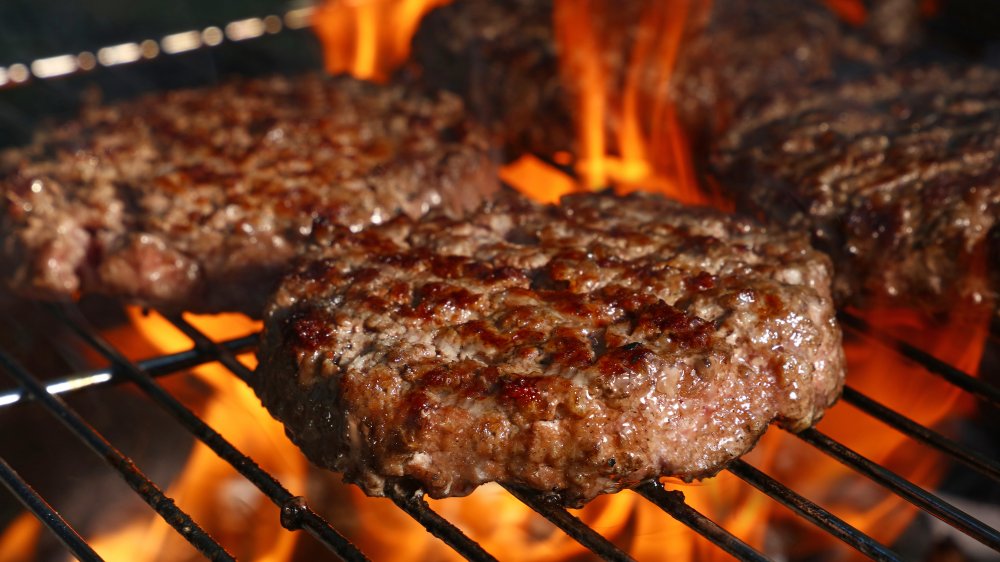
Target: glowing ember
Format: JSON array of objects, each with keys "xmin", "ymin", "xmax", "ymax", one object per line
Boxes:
[{"xmin": 312, "ymin": 0, "xmax": 452, "ymax": 81}]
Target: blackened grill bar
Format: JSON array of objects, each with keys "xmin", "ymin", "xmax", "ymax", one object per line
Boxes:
[
  {"xmin": 0, "ymin": 6, "xmax": 998, "ymax": 562},
  {"xmin": 793, "ymin": 428, "xmax": 1000, "ymax": 550},
  {"xmin": 0, "ymin": 332, "xmax": 257, "ymax": 409},
  {"xmin": 0, "ymin": 457, "xmax": 102, "ymax": 562},
  {"xmin": 839, "ymin": 312, "xmax": 1000, "ymax": 408},
  {"xmin": 0, "ymin": 349, "xmax": 236, "ymax": 561},
  {"xmin": 633, "ymin": 482, "xmax": 769, "ymax": 561},
  {"xmin": 501, "ymin": 483, "xmax": 635, "ymax": 562},
  {"xmin": 48, "ymin": 304, "xmax": 369, "ymax": 562},
  {"xmin": 726, "ymin": 460, "xmax": 900, "ymax": 562},
  {"xmin": 840, "ymin": 386, "xmax": 1000, "ymax": 482},
  {"xmin": 0, "ymin": 302, "xmax": 998, "ymax": 560}
]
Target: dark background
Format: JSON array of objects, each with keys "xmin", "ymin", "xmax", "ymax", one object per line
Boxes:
[{"xmin": 0, "ymin": 0, "xmax": 325, "ymax": 147}]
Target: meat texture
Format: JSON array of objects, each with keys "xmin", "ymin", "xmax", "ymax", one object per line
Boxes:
[
  {"xmin": 410, "ymin": 0, "xmax": 571, "ymax": 158},
  {"xmin": 712, "ymin": 65, "xmax": 1000, "ymax": 312},
  {"xmin": 255, "ymin": 191, "xmax": 845, "ymax": 506},
  {"xmin": 411, "ymin": 0, "xmax": 878, "ymax": 160},
  {"xmin": 0, "ymin": 74, "xmax": 498, "ymax": 314}
]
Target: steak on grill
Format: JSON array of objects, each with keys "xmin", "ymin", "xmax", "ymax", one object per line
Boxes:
[
  {"xmin": 254, "ymin": 191, "xmax": 845, "ymax": 506},
  {"xmin": 712, "ymin": 65, "xmax": 1000, "ymax": 312},
  {"xmin": 0, "ymin": 74, "xmax": 498, "ymax": 315}
]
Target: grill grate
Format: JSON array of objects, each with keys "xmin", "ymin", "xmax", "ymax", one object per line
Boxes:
[
  {"xmin": 1, "ymin": 7, "xmax": 999, "ymax": 560},
  {"xmin": 0, "ymin": 302, "xmax": 996, "ymax": 561}
]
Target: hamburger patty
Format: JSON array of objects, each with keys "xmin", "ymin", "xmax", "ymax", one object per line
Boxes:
[
  {"xmin": 0, "ymin": 74, "xmax": 498, "ymax": 314},
  {"xmin": 712, "ymin": 65, "xmax": 1000, "ymax": 312},
  {"xmin": 411, "ymin": 0, "xmax": 879, "ymax": 160},
  {"xmin": 254, "ymin": 191, "xmax": 845, "ymax": 506}
]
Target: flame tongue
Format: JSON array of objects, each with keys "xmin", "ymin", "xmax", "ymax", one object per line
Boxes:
[
  {"xmin": 312, "ymin": 0, "xmax": 452, "ymax": 82},
  {"xmin": 551, "ymin": 0, "xmax": 710, "ymax": 204}
]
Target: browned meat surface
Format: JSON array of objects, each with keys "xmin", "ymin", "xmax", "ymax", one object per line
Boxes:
[
  {"xmin": 712, "ymin": 65, "xmax": 1000, "ymax": 312},
  {"xmin": 254, "ymin": 191, "xmax": 844, "ymax": 506},
  {"xmin": 0, "ymin": 74, "xmax": 498, "ymax": 315},
  {"xmin": 410, "ymin": 0, "xmax": 571, "ymax": 158},
  {"xmin": 411, "ymin": 0, "xmax": 878, "ymax": 160}
]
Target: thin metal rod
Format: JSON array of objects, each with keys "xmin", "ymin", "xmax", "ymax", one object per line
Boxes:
[
  {"xmin": 0, "ymin": 334, "xmax": 256, "ymax": 410},
  {"xmin": 165, "ymin": 313, "xmax": 503, "ymax": 561},
  {"xmin": 162, "ymin": 314, "xmax": 254, "ymax": 384},
  {"xmin": 502, "ymin": 484, "xmax": 635, "ymax": 561},
  {"xmin": 51, "ymin": 304, "xmax": 368, "ymax": 562},
  {"xmin": 634, "ymin": 481, "xmax": 770, "ymax": 562},
  {"xmin": 838, "ymin": 312, "xmax": 1000, "ymax": 408},
  {"xmin": 384, "ymin": 484, "xmax": 498, "ymax": 562},
  {"xmin": 794, "ymin": 428, "xmax": 1000, "ymax": 551},
  {"xmin": 0, "ymin": 457, "xmax": 104, "ymax": 562},
  {"xmin": 727, "ymin": 460, "xmax": 900, "ymax": 561},
  {"xmin": 842, "ymin": 386, "xmax": 1000, "ymax": 482},
  {"xmin": 0, "ymin": 351, "xmax": 235, "ymax": 561}
]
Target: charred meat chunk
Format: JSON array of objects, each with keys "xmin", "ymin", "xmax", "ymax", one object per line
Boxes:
[
  {"xmin": 712, "ymin": 65, "xmax": 1000, "ymax": 312},
  {"xmin": 0, "ymin": 74, "xmax": 498, "ymax": 314},
  {"xmin": 254, "ymin": 191, "xmax": 845, "ymax": 506}
]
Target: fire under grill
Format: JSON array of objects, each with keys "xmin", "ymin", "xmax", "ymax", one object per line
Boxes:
[
  {"xmin": 0, "ymin": 302, "xmax": 997, "ymax": 561},
  {"xmin": 1, "ymin": 2, "xmax": 999, "ymax": 561}
]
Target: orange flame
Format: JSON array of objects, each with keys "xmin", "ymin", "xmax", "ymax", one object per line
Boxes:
[
  {"xmin": 0, "ymin": 299, "xmax": 979, "ymax": 562},
  {"xmin": 1, "ymin": 1, "xmax": 992, "ymax": 560},
  {"xmin": 312, "ymin": 0, "xmax": 452, "ymax": 82},
  {"xmin": 0, "ymin": 513, "xmax": 41, "ymax": 562},
  {"xmin": 78, "ymin": 310, "xmax": 310, "ymax": 561},
  {"xmin": 544, "ymin": 0, "xmax": 710, "ymax": 205}
]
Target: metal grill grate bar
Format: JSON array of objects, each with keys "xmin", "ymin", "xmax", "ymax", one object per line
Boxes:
[
  {"xmin": 502, "ymin": 484, "xmax": 636, "ymax": 561},
  {"xmin": 727, "ymin": 460, "xmax": 900, "ymax": 561},
  {"xmin": 794, "ymin": 428, "xmax": 1000, "ymax": 550},
  {"xmin": 163, "ymin": 313, "xmax": 498, "ymax": 561},
  {"xmin": 838, "ymin": 312, "xmax": 1000, "ymax": 408},
  {"xmin": 384, "ymin": 485, "xmax": 498, "ymax": 562},
  {"xmin": 162, "ymin": 314, "xmax": 254, "ymax": 383},
  {"xmin": 51, "ymin": 305, "xmax": 368, "ymax": 562},
  {"xmin": 0, "ymin": 457, "xmax": 103, "ymax": 562},
  {"xmin": 634, "ymin": 481, "xmax": 770, "ymax": 562},
  {"xmin": 5, "ymin": 302, "xmax": 992, "ymax": 561},
  {"xmin": 0, "ymin": 333, "xmax": 256, "ymax": 410},
  {"xmin": 841, "ymin": 386, "xmax": 1000, "ymax": 481},
  {"xmin": 0, "ymin": 351, "xmax": 234, "ymax": 561}
]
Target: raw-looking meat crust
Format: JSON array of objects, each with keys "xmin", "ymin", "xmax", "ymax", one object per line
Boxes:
[
  {"xmin": 712, "ymin": 65, "xmax": 1000, "ymax": 312},
  {"xmin": 0, "ymin": 74, "xmax": 498, "ymax": 315},
  {"xmin": 254, "ymin": 191, "xmax": 845, "ymax": 506}
]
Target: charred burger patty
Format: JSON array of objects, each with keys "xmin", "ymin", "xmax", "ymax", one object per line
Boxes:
[
  {"xmin": 712, "ymin": 65, "xmax": 1000, "ymax": 311},
  {"xmin": 254, "ymin": 191, "xmax": 845, "ymax": 506},
  {"xmin": 0, "ymin": 74, "xmax": 497, "ymax": 314}
]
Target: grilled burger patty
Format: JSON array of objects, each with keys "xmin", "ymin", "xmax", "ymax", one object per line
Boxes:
[
  {"xmin": 0, "ymin": 74, "xmax": 497, "ymax": 314},
  {"xmin": 254, "ymin": 191, "xmax": 845, "ymax": 506},
  {"xmin": 411, "ymin": 0, "xmax": 879, "ymax": 160},
  {"xmin": 712, "ymin": 65, "xmax": 1000, "ymax": 311}
]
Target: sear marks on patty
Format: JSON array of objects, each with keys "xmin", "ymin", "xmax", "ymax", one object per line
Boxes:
[
  {"xmin": 254, "ymin": 191, "xmax": 845, "ymax": 507},
  {"xmin": 410, "ymin": 0, "xmax": 879, "ymax": 161},
  {"xmin": 712, "ymin": 65, "xmax": 1000, "ymax": 312},
  {"xmin": 0, "ymin": 74, "xmax": 498, "ymax": 315}
]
